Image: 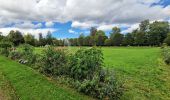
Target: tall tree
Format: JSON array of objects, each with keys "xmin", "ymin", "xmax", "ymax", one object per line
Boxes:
[
  {"xmin": 7, "ymin": 30, "xmax": 24, "ymax": 46},
  {"xmin": 24, "ymin": 34, "xmax": 35, "ymax": 46},
  {"xmin": 123, "ymin": 33, "xmax": 134, "ymax": 46},
  {"xmin": 110, "ymin": 27, "xmax": 123, "ymax": 46},
  {"xmin": 46, "ymin": 31, "xmax": 53, "ymax": 45},
  {"xmin": 148, "ymin": 21, "xmax": 169, "ymax": 45},
  {"xmin": 78, "ymin": 33, "xmax": 85, "ymax": 46},
  {"xmin": 96, "ymin": 30, "xmax": 107, "ymax": 46},
  {"xmin": 139, "ymin": 19, "xmax": 150, "ymax": 32},
  {"xmin": 164, "ymin": 33, "xmax": 170, "ymax": 45},
  {"xmin": 38, "ymin": 33, "xmax": 46, "ymax": 46}
]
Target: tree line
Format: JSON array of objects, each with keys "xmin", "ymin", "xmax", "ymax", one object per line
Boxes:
[{"xmin": 0, "ymin": 20, "xmax": 170, "ymax": 47}]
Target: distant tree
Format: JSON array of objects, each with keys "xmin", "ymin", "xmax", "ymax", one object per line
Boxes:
[
  {"xmin": 148, "ymin": 21, "xmax": 169, "ymax": 46},
  {"xmin": 7, "ymin": 30, "xmax": 24, "ymax": 46},
  {"xmin": 164, "ymin": 33, "xmax": 170, "ymax": 45},
  {"xmin": 104, "ymin": 39, "xmax": 111, "ymax": 46},
  {"xmin": 46, "ymin": 31, "xmax": 53, "ymax": 45},
  {"xmin": 0, "ymin": 32, "xmax": 4, "ymax": 41},
  {"xmin": 90, "ymin": 27, "xmax": 97, "ymax": 46},
  {"xmin": 78, "ymin": 34, "xmax": 85, "ymax": 46},
  {"xmin": 123, "ymin": 33, "xmax": 134, "ymax": 46},
  {"xmin": 139, "ymin": 19, "xmax": 150, "ymax": 33},
  {"xmin": 110, "ymin": 27, "xmax": 123, "ymax": 46},
  {"xmin": 38, "ymin": 33, "xmax": 46, "ymax": 46},
  {"xmin": 133, "ymin": 31, "xmax": 145, "ymax": 46},
  {"xmin": 24, "ymin": 34, "xmax": 35, "ymax": 46},
  {"xmin": 90, "ymin": 27, "xmax": 97, "ymax": 36},
  {"xmin": 96, "ymin": 30, "xmax": 108, "ymax": 46}
]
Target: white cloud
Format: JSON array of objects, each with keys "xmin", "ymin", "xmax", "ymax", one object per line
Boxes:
[
  {"xmin": 97, "ymin": 24, "xmax": 129, "ymax": 31},
  {"xmin": 68, "ymin": 29, "xmax": 77, "ymax": 34},
  {"xmin": 0, "ymin": 27, "xmax": 57, "ymax": 38},
  {"xmin": 121, "ymin": 23, "xmax": 139, "ymax": 34},
  {"xmin": 14, "ymin": 22, "xmax": 42, "ymax": 29},
  {"xmin": 0, "ymin": 0, "xmax": 169, "ymax": 32},
  {"xmin": 71, "ymin": 21, "xmax": 98, "ymax": 29},
  {"xmin": 45, "ymin": 21, "xmax": 54, "ymax": 27}
]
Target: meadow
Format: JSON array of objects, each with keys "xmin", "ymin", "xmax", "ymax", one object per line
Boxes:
[{"xmin": 0, "ymin": 47, "xmax": 170, "ymax": 100}]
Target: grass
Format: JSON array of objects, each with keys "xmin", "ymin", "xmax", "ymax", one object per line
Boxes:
[
  {"xmin": 0, "ymin": 71, "xmax": 18, "ymax": 100},
  {"xmin": 101, "ymin": 47, "xmax": 170, "ymax": 100},
  {"xmin": 0, "ymin": 56, "xmax": 92, "ymax": 100},
  {"xmin": 1, "ymin": 46, "xmax": 170, "ymax": 100}
]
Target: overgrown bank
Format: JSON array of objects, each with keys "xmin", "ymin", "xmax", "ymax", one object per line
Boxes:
[
  {"xmin": 0, "ymin": 56, "xmax": 93, "ymax": 100},
  {"xmin": 0, "ymin": 43, "xmax": 124, "ymax": 100}
]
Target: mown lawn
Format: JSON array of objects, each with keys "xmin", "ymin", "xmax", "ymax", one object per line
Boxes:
[
  {"xmin": 0, "ymin": 56, "xmax": 92, "ymax": 100},
  {"xmin": 101, "ymin": 47, "xmax": 170, "ymax": 100}
]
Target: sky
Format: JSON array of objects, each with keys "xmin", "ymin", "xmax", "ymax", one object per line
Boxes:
[{"xmin": 0, "ymin": 0, "xmax": 170, "ymax": 39}]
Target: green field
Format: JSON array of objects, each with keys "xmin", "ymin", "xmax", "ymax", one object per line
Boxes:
[
  {"xmin": 102, "ymin": 47, "xmax": 170, "ymax": 100},
  {"xmin": 1, "ymin": 47, "xmax": 170, "ymax": 100}
]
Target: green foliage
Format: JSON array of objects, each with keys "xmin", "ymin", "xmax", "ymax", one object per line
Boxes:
[
  {"xmin": 77, "ymin": 69, "xmax": 123, "ymax": 99},
  {"xmin": 9, "ymin": 50, "xmax": 22, "ymax": 60},
  {"xmin": 0, "ymin": 41, "xmax": 12, "ymax": 57},
  {"xmin": 19, "ymin": 44, "xmax": 37, "ymax": 66},
  {"xmin": 39, "ymin": 46, "xmax": 68, "ymax": 76},
  {"xmin": 7, "ymin": 30, "xmax": 24, "ymax": 46},
  {"xmin": 164, "ymin": 33, "xmax": 170, "ymax": 45},
  {"xmin": 162, "ymin": 46, "xmax": 170, "ymax": 64},
  {"xmin": 24, "ymin": 34, "xmax": 35, "ymax": 46},
  {"xmin": 69, "ymin": 47, "xmax": 103, "ymax": 80}
]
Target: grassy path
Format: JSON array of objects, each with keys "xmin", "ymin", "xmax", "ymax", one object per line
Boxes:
[
  {"xmin": 0, "ymin": 71, "xmax": 18, "ymax": 100},
  {"xmin": 0, "ymin": 56, "xmax": 92, "ymax": 100}
]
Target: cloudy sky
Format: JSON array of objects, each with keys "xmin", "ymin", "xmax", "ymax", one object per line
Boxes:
[{"xmin": 0, "ymin": 0, "xmax": 170, "ymax": 39}]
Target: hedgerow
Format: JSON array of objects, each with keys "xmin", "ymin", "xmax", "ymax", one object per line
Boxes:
[{"xmin": 0, "ymin": 45, "xmax": 124, "ymax": 100}]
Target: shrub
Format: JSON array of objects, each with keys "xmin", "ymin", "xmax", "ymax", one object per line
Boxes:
[
  {"xmin": 39, "ymin": 46, "xmax": 69, "ymax": 76},
  {"xmin": 162, "ymin": 46, "xmax": 170, "ymax": 64},
  {"xmin": 76, "ymin": 69, "xmax": 123, "ymax": 99},
  {"xmin": 9, "ymin": 50, "xmax": 22, "ymax": 60},
  {"xmin": 19, "ymin": 44, "xmax": 37, "ymax": 66},
  {"xmin": 0, "ymin": 41, "xmax": 12, "ymax": 57},
  {"xmin": 69, "ymin": 47, "xmax": 103, "ymax": 80}
]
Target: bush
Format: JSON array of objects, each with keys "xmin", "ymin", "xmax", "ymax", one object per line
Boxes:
[
  {"xmin": 19, "ymin": 44, "xmax": 37, "ymax": 66},
  {"xmin": 162, "ymin": 46, "xmax": 170, "ymax": 64},
  {"xmin": 76, "ymin": 69, "xmax": 123, "ymax": 99},
  {"xmin": 69, "ymin": 47, "xmax": 103, "ymax": 80},
  {"xmin": 39, "ymin": 46, "xmax": 69, "ymax": 76},
  {"xmin": 0, "ymin": 42, "xmax": 12, "ymax": 57},
  {"xmin": 9, "ymin": 50, "xmax": 22, "ymax": 60}
]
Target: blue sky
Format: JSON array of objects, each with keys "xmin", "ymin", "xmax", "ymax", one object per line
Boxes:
[{"xmin": 0, "ymin": 0, "xmax": 169, "ymax": 39}]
